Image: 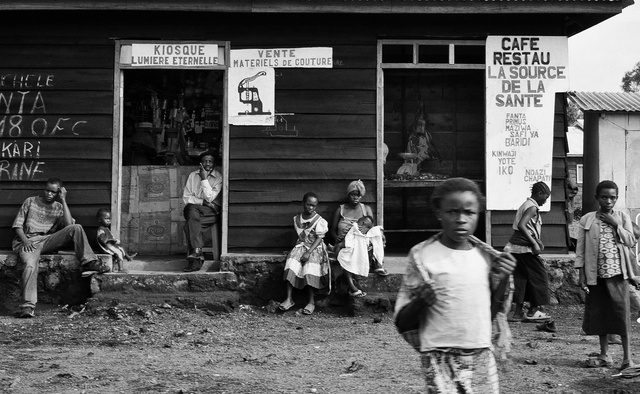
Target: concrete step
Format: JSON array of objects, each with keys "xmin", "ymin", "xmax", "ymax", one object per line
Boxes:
[
  {"xmin": 121, "ymin": 254, "xmax": 227, "ymax": 272},
  {"xmin": 89, "ymin": 270, "xmax": 240, "ymax": 311},
  {"xmin": 1, "ymin": 250, "xmax": 411, "ymax": 314}
]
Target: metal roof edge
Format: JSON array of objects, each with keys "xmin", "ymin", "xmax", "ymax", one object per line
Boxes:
[
  {"xmin": 0, "ymin": 1, "xmax": 629, "ymax": 14},
  {"xmin": 567, "ymin": 91, "xmax": 640, "ymax": 113}
]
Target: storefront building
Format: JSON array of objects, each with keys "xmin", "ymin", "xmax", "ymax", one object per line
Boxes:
[{"xmin": 0, "ymin": 1, "xmax": 632, "ymax": 256}]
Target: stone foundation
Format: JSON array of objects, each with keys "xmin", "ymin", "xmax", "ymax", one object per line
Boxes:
[
  {"xmin": 222, "ymin": 253, "xmax": 585, "ymax": 314},
  {"xmin": 0, "ymin": 251, "xmax": 112, "ymax": 313},
  {"xmin": 0, "ymin": 251, "xmax": 585, "ymax": 315}
]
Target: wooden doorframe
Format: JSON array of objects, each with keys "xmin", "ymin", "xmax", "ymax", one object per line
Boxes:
[
  {"xmin": 111, "ymin": 40, "xmax": 230, "ymax": 256},
  {"xmin": 376, "ymin": 39, "xmax": 485, "ymax": 232}
]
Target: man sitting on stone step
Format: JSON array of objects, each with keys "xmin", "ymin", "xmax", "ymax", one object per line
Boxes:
[
  {"xmin": 182, "ymin": 151, "xmax": 222, "ymax": 272},
  {"xmin": 12, "ymin": 177, "xmax": 108, "ymax": 318}
]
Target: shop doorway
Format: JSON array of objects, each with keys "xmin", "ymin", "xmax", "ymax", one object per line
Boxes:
[{"xmin": 113, "ymin": 41, "xmax": 228, "ymax": 258}]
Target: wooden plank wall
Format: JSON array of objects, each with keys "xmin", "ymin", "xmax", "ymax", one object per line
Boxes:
[
  {"xmin": 491, "ymin": 93, "xmax": 569, "ymax": 253},
  {"xmin": 0, "ymin": 11, "xmax": 575, "ymax": 253},
  {"xmin": 0, "ymin": 30, "xmax": 114, "ymax": 248},
  {"xmin": 227, "ymin": 54, "xmax": 377, "ymax": 252}
]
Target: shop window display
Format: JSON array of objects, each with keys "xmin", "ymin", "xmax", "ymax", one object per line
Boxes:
[{"xmin": 122, "ymin": 69, "xmax": 224, "ymax": 166}]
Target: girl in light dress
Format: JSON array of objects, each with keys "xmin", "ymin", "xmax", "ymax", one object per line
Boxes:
[{"xmin": 280, "ymin": 192, "xmax": 330, "ymax": 315}]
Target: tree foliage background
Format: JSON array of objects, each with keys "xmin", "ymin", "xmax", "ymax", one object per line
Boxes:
[{"xmin": 621, "ymin": 61, "xmax": 640, "ymax": 92}]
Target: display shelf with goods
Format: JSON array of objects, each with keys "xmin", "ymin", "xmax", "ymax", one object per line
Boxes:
[
  {"xmin": 382, "ymin": 69, "xmax": 485, "ymax": 251},
  {"xmin": 123, "ymin": 69, "xmax": 224, "ymax": 166}
]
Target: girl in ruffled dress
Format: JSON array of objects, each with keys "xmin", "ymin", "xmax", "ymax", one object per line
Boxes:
[{"xmin": 280, "ymin": 192, "xmax": 330, "ymax": 315}]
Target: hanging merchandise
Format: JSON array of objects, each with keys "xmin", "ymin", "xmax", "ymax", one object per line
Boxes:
[{"xmin": 406, "ymin": 99, "xmax": 442, "ymax": 171}]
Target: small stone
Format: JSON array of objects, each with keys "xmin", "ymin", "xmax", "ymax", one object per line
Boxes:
[
  {"xmin": 265, "ymin": 300, "xmax": 280, "ymax": 314},
  {"xmin": 373, "ymin": 317, "xmax": 382, "ymax": 323}
]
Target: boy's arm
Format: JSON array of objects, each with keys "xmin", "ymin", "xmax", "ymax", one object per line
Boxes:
[
  {"xmin": 616, "ymin": 212, "xmax": 636, "ymax": 247},
  {"xmin": 13, "ymin": 200, "xmax": 35, "ymax": 252},
  {"xmin": 14, "ymin": 228, "xmax": 36, "ymax": 252},
  {"xmin": 97, "ymin": 228, "xmax": 117, "ymax": 246},
  {"xmin": 329, "ymin": 208, "xmax": 341, "ymax": 242},
  {"xmin": 517, "ymin": 206, "xmax": 541, "ymax": 253},
  {"xmin": 58, "ymin": 187, "xmax": 74, "ymax": 227}
]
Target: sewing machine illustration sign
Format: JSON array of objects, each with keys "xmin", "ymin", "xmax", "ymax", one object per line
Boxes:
[{"xmin": 228, "ymin": 67, "xmax": 275, "ymax": 126}]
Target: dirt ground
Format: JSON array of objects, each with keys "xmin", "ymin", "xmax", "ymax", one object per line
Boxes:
[{"xmin": 1, "ymin": 302, "xmax": 639, "ymax": 394}]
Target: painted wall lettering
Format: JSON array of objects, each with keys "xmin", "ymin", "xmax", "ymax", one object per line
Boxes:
[
  {"xmin": 0, "ymin": 74, "xmax": 54, "ymax": 89},
  {"xmin": 0, "ymin": 160, "xmax": 45, "ymax": 180},
  {"xmin": 0, "ymin": 73, "xmax": 92, "ymax": 180},
  {"xmin": 0, "ymin": 116, "xmax": 87, "ymax": 137},
  {"xmin": 1, "ymin": 140, "xmax": 40, "ymax": 158}
]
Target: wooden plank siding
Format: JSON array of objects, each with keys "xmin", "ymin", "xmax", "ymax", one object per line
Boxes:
[
  {"xmin": 228, "ymin": 58, "xmax": 378, "ymax": 252},
  {"xmin": 490, "ymin": 93, "xmax": 570, "ymax": 253},
  {"xmin": 0, "ymin": 39, "xmax": 114, "ymax": 248},
  {"xmin": 0, "ymin": 10, "xmax": 599, "ymax": 254}
]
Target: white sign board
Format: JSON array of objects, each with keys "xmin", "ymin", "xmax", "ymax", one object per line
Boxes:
[
  {"xmin": 485, "ymin": 36, "xmax": 569, "ymax": 210},
  {"xmin": 131, "ymin": 43, "xmax": 219, "ymax": 67},
  {"xmin": 228, "ymin": 67, "xmax": 275, "ymax": 126},
  {"xmin": 230, "ymin": 47, "xmax": 333, "ymax": 68}
]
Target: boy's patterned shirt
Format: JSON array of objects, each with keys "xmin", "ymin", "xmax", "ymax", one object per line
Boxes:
[{"xmin": 12, "ymin": 196, "xmax": 65, "ymax": 237}]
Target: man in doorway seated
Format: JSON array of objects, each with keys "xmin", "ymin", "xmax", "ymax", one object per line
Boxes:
[
  {"xmin": 12, "ymin": 178, "xmax": 108, "ymax": 318},
  {"xmin": 182, "ymin": 151, "xmax": 222, "ymax": 272}
]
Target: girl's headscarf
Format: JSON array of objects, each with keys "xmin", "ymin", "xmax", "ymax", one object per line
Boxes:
[{"xmin": 347, "ymin": 180, "xmax": 366, "ymax": 196}]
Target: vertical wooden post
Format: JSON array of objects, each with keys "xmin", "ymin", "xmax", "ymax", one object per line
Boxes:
[
  {"xmin": 111, "ymin": 41, "xmax": 123, "ymax": 239},
  {"xmin": 485, "ymin": 210, "xmax": 492, "ymax": 245},
  {"xmin": 376, "ymin": 40, "xmax": 385, "ymax": 227},
  {"xmin": 221, "ymin": 42, "xmax": 231, "ymax": 256}
]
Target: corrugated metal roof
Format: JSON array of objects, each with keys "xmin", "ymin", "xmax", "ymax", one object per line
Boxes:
[{"xmin": 567, "ymin": 91, "xmax": 640, "ymax": 112}]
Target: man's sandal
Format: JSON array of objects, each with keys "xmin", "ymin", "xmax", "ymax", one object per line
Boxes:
[
  {"xmin": 349, "ymin": 289, "xmax": 367, "ymax": 298},
  {"xmin": 522, "ymin": 310, "xmax": 551, "ymax": 322}
]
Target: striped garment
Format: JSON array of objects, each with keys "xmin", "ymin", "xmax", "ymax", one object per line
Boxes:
[
  {"xmin": 12, "ymin": 196, "xmax": 65, "ymax": 238},
  {"xmin": 421, "ymin": 348, "xmax": 499, "ymax": 393}
]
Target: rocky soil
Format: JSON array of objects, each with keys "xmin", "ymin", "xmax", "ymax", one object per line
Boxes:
[{"xmin": 1, "ymin": 302, "xmax": 639, "ymax": 394}]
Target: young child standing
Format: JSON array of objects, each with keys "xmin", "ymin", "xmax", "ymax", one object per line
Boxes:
[
  {"xmin": 96, "ymin": 208, "xmax": 136, "ymax": 273},
  {"xmin": 505, "ymin": 181, "xmax": 552, "ymax": 322},
  {"xmin": 576, "ymin": 180, "xmax": 638, "ymax": 370},
  {"xmin": 336, "ymin": 215, "xmax": 385, "ymax": 297},
  {"xmin": 280, "ymin": 192, "xmax": 331, "ymax": 315},
  {"xmin": 394, "ymin": 178, "xmax": 516, "ymax": 393}
]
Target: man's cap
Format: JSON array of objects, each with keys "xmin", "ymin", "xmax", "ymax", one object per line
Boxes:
[{"xmin": 198, "ymin": 150, "xmax": 216, "ymax": 161}]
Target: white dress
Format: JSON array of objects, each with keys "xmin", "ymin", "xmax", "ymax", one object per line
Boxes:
[{"xmin": 337, "ymin": 225, "xmax": 385, "ymax": 277}]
